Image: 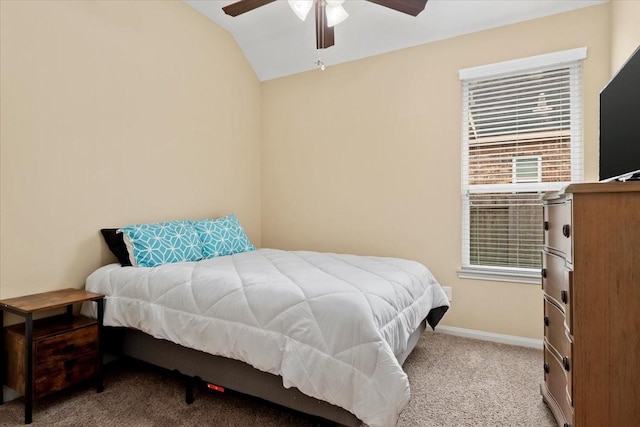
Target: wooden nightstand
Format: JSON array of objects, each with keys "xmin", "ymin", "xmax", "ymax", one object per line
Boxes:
[{"xmin": 0, "ymin": 288, "xmax": 105, "ymax": 424}]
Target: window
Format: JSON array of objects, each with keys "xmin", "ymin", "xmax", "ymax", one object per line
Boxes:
[
  {"xmin": 458, "ymin": 48, "xmax": 585, "ymax": 283},
  {"xmin": 512, "ymin": 156, "xmax": 541, "ymax": 183}
]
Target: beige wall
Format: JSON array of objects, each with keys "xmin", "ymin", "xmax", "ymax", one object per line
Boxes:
[
  {"xmin": 261, "ymin": 5, "xmax": 611, "ymax": 339},
  {"xmin": 0, "ymin": 1, "xmax": 262, "ymax": 299},
  {"xmin": 610, "ymin": 0, "xmax": 640, "ymax": 72}
]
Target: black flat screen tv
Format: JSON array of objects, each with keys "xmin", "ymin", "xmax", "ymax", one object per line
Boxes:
[{"xmin": 599, "ymin": 45, "xmax": 640, "ymax": 181}]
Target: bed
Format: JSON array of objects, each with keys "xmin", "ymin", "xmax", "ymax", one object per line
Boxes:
[{"xmin": 81, "ymin": 248, "xmax": 449, "ymax": 427}]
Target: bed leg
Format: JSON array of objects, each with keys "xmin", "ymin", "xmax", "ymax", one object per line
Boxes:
[
  {"xmin": 185, "ymin": 379, "xmax": 194, "ymax": 405},
  {"xmin": 185, "ymin": 375, "xmax": 202, "ymax": 405},
  {"xmin": 173, "ymin": 369, "xmax": 196, "ymax": 405},
  {"xmin": 310, "ymin": 416, "xmax": 344, "ymax": 427}
]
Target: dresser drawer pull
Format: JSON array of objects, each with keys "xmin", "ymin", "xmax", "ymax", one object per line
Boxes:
[
  {"xmin": 562, "ymin": 224, "xmax": 571, "ymax": 238},
  {"xmin": 541, "ymin": 268, "xmax": 547, "ymax": 279},
  {"xmin": 561, "ymin": 290, "xmax": 568, "ymax": 304},
  {"xmin": 543, "ymin": 221, "xmax": 549, "ymax": 231},
  {"xmin": 543, "ymin": 363, "xmax": 549, "ymax": 374},
  {"xmin": 544, "ymin": 316, "xmax": 549, "ymax": 327},
  {"xmin": 564, "ymin": 424, "xmax": 571, "ymax": 427},
  {"xmin": 562, "ymin": 356, "xmax": 570, "ymax": 372}
]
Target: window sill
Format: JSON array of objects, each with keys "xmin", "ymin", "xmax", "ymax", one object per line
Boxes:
[{"xmin": 457, "ymin": 266, "xmax": 541, "ymax": 285}]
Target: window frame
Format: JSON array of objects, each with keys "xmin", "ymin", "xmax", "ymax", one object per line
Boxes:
[{"xmin": 457, "ymin": 48, "xmax": 586, "ymax": 284}]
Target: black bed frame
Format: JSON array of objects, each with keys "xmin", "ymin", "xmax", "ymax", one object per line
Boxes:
[{"xmin": 103, "ymin": 307, "xmax": 447, "ymax": 426}]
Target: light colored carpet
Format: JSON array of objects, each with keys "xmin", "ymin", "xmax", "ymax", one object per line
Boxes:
[{"xmin": 0, "ymin": 330, "xmax": 556, "ymax": 426}]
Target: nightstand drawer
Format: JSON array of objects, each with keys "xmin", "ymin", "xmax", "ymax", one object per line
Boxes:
[
  {"xmin": 35, "ymin": 352, "xmax": 98, "ymax": 398},
  {"xmin": 543, "ymin": 199, "xmax": 572, "ymax": 262},
  {"xmin": 544, "ymin": 298, "xmax": 572, "ymax": 363},
  {"xmin": 35, "ymin": 324, "xmax": 98, "ymax": 365}
]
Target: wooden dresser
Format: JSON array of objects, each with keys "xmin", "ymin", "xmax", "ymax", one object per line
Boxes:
[{"xmin": 541, "ymin": 181, "xmax": 640, "ymax": 427}]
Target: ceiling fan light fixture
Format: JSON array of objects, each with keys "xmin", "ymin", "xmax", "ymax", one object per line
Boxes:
[
  {"xmin": 288, "ymin": 0, "xmax": 313, "ymax": 21},
  {"xmin": 326, "ymin": 1, "xmax": 349, "ymax": 27}
]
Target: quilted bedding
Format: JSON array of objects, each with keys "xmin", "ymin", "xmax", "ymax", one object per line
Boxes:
[{"xmin": 82, "ymin": 248, "xmax": 449, "ymax": 427}]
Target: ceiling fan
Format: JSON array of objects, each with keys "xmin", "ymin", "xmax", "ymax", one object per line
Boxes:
[{"xmin": 222, "ymin": 0, "xmax": 429, "ymax": 49}]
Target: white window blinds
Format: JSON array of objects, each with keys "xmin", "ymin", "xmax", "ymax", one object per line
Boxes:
[{"xmin": 459, "ymin": 49, "xmax": 585, "ymax": 281}]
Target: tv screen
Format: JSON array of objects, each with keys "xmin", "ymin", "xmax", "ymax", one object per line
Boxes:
[{"xmin": 599, "ymin": 45, "xmax": 640, "ymax": 181}]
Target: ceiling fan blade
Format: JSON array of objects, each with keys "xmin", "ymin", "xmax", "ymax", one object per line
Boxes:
[
  {"xmin": 366, "ymin": 0, "xmax": 428, "ymax": 17},
  {"xmin": 315, "ymin": 0, "xmax": 335, "ymax": 49},
  {"xmin": 222, "ymin": 0, "xmax": 277, "ymax": 17}
]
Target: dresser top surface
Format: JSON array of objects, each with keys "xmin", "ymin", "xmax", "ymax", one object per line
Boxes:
[{"xmin": 565, "ymin": 181, "xmax": 640, "ymax": 194}]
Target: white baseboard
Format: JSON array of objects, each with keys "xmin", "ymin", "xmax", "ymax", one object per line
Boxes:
[
  {"xmin": 2, "ymin": 385, "xmax": 20, "ymax": 403},
  {"xmin": 435, "ymin": 325, "xmax": 543, "ymax": 349}
]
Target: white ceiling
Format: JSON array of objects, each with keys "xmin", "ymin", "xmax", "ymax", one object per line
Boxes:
[{"xmin": 186, "ymin": 0, "xmax": 608, "ymax": 81}]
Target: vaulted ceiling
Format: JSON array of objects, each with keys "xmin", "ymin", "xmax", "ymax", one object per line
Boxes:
[{"xmin": 186, "ymin": 0, "xmax": 608, "ymax": 81}]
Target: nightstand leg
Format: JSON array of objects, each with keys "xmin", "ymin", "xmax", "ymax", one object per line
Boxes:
[
  {"xmin": 24, "ymin": 314, "xmax": 33, "ymax": 424},
  {"xmin": 96, "ymin": 299, "xmax": 104, "ymax": 393}
]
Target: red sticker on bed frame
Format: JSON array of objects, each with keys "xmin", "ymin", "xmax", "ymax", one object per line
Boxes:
[{"xmin": 207, "ymin": 383, "xmax": 225, "ymax": 393}]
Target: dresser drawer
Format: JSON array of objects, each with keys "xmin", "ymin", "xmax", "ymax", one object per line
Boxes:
[
  {"xmin": 542, "ymin": 251, "xmax": 572, "ymax": 333},
  {"xmin": 543, "ymin": 199, "xmax": 572, "ymax": 262},
  {"xmin": 544, "ymin": 298, "xmax": 572, "ymax": 363},
  {"xmin": 544, "ymin": 346, "xmax": 573, "ymax": 426},
  {"xmin": 35, "ymin": 323, "xmax": 99, "ymax": 365},
  {"xmin": 34, "ymin": 352, "xmax": 98, "ymax": 398}
]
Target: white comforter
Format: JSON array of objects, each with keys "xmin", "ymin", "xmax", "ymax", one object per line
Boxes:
[{"xmin": 82, "ymin": 249, "xmax": 449, "ymax": 427}]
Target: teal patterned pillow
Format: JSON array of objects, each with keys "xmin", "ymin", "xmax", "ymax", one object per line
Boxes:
[
  {"xmin": 192, "ymin": 214, "xmax": 255, "ymax": 259},
  {"xmin": 120, "ymin": 221, "xmax": 203, "ymax": 267}
]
